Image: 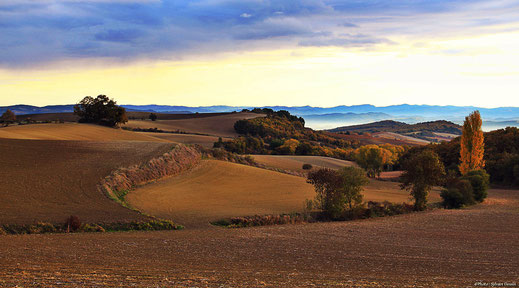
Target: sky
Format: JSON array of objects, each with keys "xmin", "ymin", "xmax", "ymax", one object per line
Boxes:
[{"xmin": 1, "ymin": 0, "xmax": 519, "ymax": 107}]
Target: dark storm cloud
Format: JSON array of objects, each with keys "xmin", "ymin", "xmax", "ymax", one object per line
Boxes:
[{"xmin": 0, "ymin": 0, "xmax": 518, "ymax": 67}]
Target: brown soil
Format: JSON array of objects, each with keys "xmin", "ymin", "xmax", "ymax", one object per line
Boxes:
[
  {"xmin": 0, "ymin": 138, "xmax": 174, "ymax": 225},
  {"xmin": 15, "ymin": 112, "xmax": 231, "ymax": 122},
  {"xmin": 372, "ymin": 131, "xmax": 430, "ymax": 145},
  {"xmin": 0, "ymin": 189, "xmax": 517, "ymax": 287},
  {"xmin": 0, "ymin": 123, "xmax": 168, "ymax": 142},
  {"xmin": 251, "ymin": 154, "xmax": 357, "ymax": 172},
  {"xmin": 137, "ymin": 132, "xmax": 229, "ymax": 148},
  {"xmin": 124, "ymin": 112, "xmax": 264, "ymax": 137}
]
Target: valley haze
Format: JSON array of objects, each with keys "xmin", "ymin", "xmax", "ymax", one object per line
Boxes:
[{"xmin": 3, "ymin": 103, "xmax": 519, "ymax": 131}]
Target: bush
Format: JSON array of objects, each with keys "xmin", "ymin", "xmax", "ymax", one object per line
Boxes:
[
  {"xmin": 462, "ymin": 170, "xmax": 489, "ymax": 202},
  {"xmin": 441, "ymin": 188, "xmax": 465, "ymax": 209},
  {"xmin": 302, "ymin": 163, "xmax": 313, "ymax": 170},
  {"xmin": 35, "ymin": 222, "xmax": 57, "ymax": 233},
  {"xmin": 214, "ymin": 214, "xmax": 309, "ymax": 228},
  {"xmin": 456, "ymin": 179, "xmax": 475, "ymax": 205},
  {"xmin": 80, "ymin": 224, "xmax": 105, "ymax": 233},
  {"xmin": 66, "ymin": 215, "xmax": 81, "ymax": 232},
  {"xmin": 441, "ymin": 178, "xmax": 476, "ymax": 208}
]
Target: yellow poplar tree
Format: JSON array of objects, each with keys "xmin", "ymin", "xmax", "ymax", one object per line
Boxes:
[{"xmin": 459, "ymin": 111, "xmax": 485, "ymax": 175}]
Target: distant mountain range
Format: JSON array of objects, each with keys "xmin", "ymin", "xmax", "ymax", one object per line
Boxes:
[{"xmin": 1, "ymin": 103, "xmax": 518, "ymax": 131}]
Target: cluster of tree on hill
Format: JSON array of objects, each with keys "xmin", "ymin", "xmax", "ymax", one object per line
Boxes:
[
  {"xmin": 214, "ymin": 110, "xmax": 360, "ymax": 159},
  {"xmin": 398, "ymin": 111, "xmax": 490, "ymax": 210},
  {"xmin": 305, "ymin": 110, "xmax": 491, "ymax": 220},
  {"xmin": 354, "ymin": 144, "xmax": 405, "ymax": 177},
  {"xmin": 214, "ymin": 110, "xmax": 408, "ymax": 178},
  {"xmin": 242, "ymin": 107, "xmax": 305, "ymax": 125},
  {"xmin": 408, "ymin": 126, "xmax": 519, "ymax": 187},
  {"xmin": 73, "ymin": 95, "xmax": 128, "ymax": 127}
]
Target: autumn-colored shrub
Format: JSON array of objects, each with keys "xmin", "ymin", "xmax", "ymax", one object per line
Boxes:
[
  {"xmin": 364, "ymin": 201, "xmax": 414, "ymax": 218},
  {"xmin": 0, "ymin": 219, "xmax": 180, "ymax": 235},
  {"xmin": 214, "ymin": 213, "xmax": 309, "ymax": 228},
  {"xmin": 99, "ymin": 144, "xmax": 201, "ymax": 203}
]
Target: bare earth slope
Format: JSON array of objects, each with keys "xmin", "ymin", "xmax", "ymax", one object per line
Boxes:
[
  {"xmin": 251, "ymin": 154, "xmax": 357, "ymax": 172},
  {"xmin": 137, "ymin": 132, "xmax": 228, "ymax": 148},
  {"xmin": 1, "ymin": 189, "xmax": 517, "ymax": 287},
  {"xmin": 124, "ymin": 112, "xmax": 263, "ymax": 137},
  {"xmin": 0, "ymin": 123, "xmax": 168, "ymax": 142},
  {"xmin": 0, "ymin": 138, "xmax": 173, "ymax": 225},
  {"xmin": 126, "ymin": 160, "xmax": 315, "ymax": 228}
]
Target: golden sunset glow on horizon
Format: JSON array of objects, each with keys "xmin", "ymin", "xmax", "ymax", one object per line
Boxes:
[
  {"xmin": 2, "ymin": 29, "xmax": 519, "ymax": 108},
  {"xmin": 1, "ymin": 0, "xmax": 519, "ymax": 108}
]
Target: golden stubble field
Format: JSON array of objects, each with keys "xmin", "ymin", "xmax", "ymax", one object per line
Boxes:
[
  {"xmin": 126, "ymin": 160, "xmax": 315, "ymax": 228},
  {"xmin": 0, "ymin": 123, "xmax": 169, "ymax": 142},
  {"xmin": 124, "ymin": 112, "xmax": 263, "ymax": 137},
  {"xmin": 251, "ymin": 154, "xmax": 357, "ymax": 172},
  {"xmin": 127, "ymin": 158, "xmax": 440, "ymax": 228},
  {"xmin": 137, "ymin": 132, "xmax": 229, "ymax": 148}
]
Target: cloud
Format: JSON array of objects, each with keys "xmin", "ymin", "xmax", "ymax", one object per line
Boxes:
[
  {"xmin": 299, "ymin": 33, "xmax": 391, "ymax": 47},
  {"xmin": 1, "ymin": 0, "xmax": 518, "ymax": 67},
  {"xmin": 339, "ymin": 22, "xmax": 358, "ymax": 28},
  {"xmin": 95, "ymin": 29, "xmax": 144, "ymax": 43}
]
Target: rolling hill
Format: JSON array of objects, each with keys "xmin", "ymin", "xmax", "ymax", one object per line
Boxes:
[
  {"xmin": 0, "ymin": 138, "xmax": 174, "ymax": 225},
  {"xmin": 127, "ymin": 158, "xmax": 440, "ymax": 228},
  {"xmin": 251, "ymin": 155, "xmax": 357, "ymax": 172},
  {"xmin": 126, "ymin": 160, "xmax": 315, "ymax": 228},
  {"xmin": 123, "ymin": 112, "xmax": 264, "ymax": 138},
  {"xmin": 0, "ymin": 123, "xmax": 168, "ymax": 142},
  {"xmin": 329, "ymin": 120, "xmax": 461, "ymax": 142}
]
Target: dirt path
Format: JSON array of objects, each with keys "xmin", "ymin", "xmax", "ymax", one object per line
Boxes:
[{"xmin": 2, "ymin": 189, "xmax": 517, "ymax": 287}]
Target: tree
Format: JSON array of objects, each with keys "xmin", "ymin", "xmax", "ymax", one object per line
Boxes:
[
  {"xmin": 277, "ymin": 139, "xmax": 299, "ymax": 155},
  {"xmin": 149, "ymin": 113, "xmax": 158, "ymax": 121},
  {"xmin": 459, "ymin": 111, "xmax": 485, "ymax": 175},
  {"xmin": 307, "ymin": 167, "xmax": 369, "ymax": 218},
  {"xmin": 355, "ymin": 145, "xmax": 388, "ymax": 178},
  {"xmin": 400, "ymin": 149, "xmax": 445, "ymax": 211},
  {"xmin": 73, "ymin": 95, "xmax": 128, "ymax": 127},
  {"xmin": 337, "ymin": 166, "xmax": 369, "ymax": 210},
  {"xmin": 0, "ymin": 109, "xmax": 16, "ymax": 124},
  {"xmin": 307, "ymin": 168, "xmax": 342, "ymax": 218}
]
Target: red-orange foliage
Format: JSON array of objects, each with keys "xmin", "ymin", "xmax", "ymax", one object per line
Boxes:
[{"xmin": 459, "ymin": 111, "xmax": 485, "ymax": 175}]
